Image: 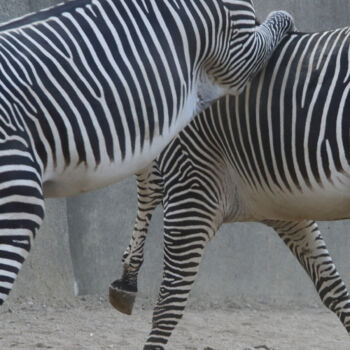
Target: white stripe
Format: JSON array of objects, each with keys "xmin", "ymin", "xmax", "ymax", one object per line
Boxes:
[
  {"xmin": 0, "ymin": 244, "xmax": 29, "ymax": 255},
  {"xmin": 0, "ymin": 270, "xmax": 17, "ymax": 280},
  {"xmin": 0, "ymin": 194, "xmax": 44, "ymax": 206},
  {"xmin": 0, "ymin": 258, "xmax": 24, "ymax": 270},
  {"xmin": 0, "ymin": 212, "xmax": 42, "ymax": 225},
  {"xmin": 0, "ymin": 292, "xmax": 9, "ymax": 301},
  {"xmin": 0, "ymin": 282, "xmax": 13, "ymax": 290},
  {"xmin": 0, "ymin": 228, "xmax": 34, "ymax": 236},
  {"xmin": 0, "ymin": 179, "xmax": 42, "ymax": 193}
]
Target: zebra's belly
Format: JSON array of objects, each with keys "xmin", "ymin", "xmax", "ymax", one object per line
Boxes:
[
  {"xmin": 43, "ymin": 161, "xmax": 140, "ymax": 197},
  {"xmin": 42, "ymin": 132, "xmax": 179, "ymax": 197},
  {"xmin": 236, "ymin": 181, "xmax": 350, "ymax": 222}
]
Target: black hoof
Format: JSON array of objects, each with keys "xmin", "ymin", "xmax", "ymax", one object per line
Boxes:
[{"xmin": 109, "ymin": 279, "xmax": 137, "ymax": 315}]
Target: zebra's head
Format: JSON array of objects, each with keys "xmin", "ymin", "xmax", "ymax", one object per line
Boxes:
[{"xmin": 204, "ymin": 0, "xmax": 294, "ymax": 95}]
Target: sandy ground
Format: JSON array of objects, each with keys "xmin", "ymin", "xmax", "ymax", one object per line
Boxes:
[{"xmin": 0, "ymin": 296, "xmax": 349, "ymax": 350}]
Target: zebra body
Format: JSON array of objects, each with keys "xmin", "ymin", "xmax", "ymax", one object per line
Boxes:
[
  {"xmin": 0, "ymin": 0, "xmax": 294, "ymax": 198},
  {"xmin": 117, "ymin": 28, "xmax": 350, "ymax": 348},
  {"xmin": 0, "ymin": 0, "xmax": 295, "ymax": 348}
]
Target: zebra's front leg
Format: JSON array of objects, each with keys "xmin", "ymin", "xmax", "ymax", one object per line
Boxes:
[
  {"xmin": 266, "ymin": 220, "xmax": 350, "ymax": 333},
  {"xmin": 110, "ymin": 164, "xmax": 163, "ymax": 315}
]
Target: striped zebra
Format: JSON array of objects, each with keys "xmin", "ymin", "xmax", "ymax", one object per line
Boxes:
[
  {"xmin": 0, "ymin": 0, "xmax": 294, "ymax": 312},
  {"xmin": 112, "ymin": 27, "xmax": 350, "ymax": 348}
]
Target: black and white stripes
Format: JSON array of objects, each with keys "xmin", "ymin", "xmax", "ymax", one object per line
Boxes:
[
  {"xmin": 228, "ymin": 28, "xmax": 350, "ymax": 197},
  {"xmin": 115, "ymin": 28, "xmax": 350, "ymax": 348},
  {"xmin": 0, "ymin": 0, "xmax": 295, "ymax": 347},
  {"xmin": 0, "ymin": 0, "xmax": 294, "ymax": 196},
  {"xmin": 0, "ymin": 141, "xmax": 44, "ymax": 304}
]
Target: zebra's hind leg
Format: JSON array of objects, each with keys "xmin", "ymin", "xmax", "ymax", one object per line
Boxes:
[
  {"xmin": 109, "ymin": 163, "xmax": 163, "ymax": 315},
  {"xmin": 144, "ymin": 189, "xmax": 218, "ymax": 349},
  {"xmin": 266, "ymin": 220, "xmax": 350, "ymax": 333},
  {"xmin": 0, "ymin": 152, "xmax": 44, "ymax": 305}
]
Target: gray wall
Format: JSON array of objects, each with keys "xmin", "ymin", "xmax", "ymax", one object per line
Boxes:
[
  {"xmin": 255, "ymin": 0, "xmax": 350, "ymax": 32},
  {"xmin": 6, "ymin": 0, "xmax": 350, "ymax": 308}
]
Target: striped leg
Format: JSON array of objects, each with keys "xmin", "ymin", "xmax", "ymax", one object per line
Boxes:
[
  {"xmin": 109, "ymin": 163, "xmax": 163, "ymax": 315},
  {"xmin": 144, "ymin": 186, "xmax": 218, "ymax": 350},
  {"xmin": 0, "ymin": 146, "xmax": 44, "ymax": 305},
  {"xmin": 267, "ymin": 220, "xmax": 350, "ymax": 333}
]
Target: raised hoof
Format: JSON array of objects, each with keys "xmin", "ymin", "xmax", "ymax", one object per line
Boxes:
[{"xmin": 109, "ymin": 281, "xmax": 137, "ymax": 315}]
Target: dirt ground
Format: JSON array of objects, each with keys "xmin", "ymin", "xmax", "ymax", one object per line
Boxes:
[{"xmin": 0, "ymin": 296, "xmax": 349, "ymax": 350}]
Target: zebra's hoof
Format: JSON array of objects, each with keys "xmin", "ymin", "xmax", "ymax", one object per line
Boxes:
[{"xmin": 109, "ymin": 280, "xmax": 137, "ymax": 315}]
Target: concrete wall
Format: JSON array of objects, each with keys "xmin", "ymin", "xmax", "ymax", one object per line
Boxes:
[
  {"xmin": 5, "ymin": 0, "xmax": 350, "ymax": 308},
  {"xmin": 254, "ymin": 0, "xmax": 350, "ymax": 32}
]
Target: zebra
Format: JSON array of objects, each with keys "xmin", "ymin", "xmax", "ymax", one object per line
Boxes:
[
  {"xmin": 111, "ymin": 26, "xmax": 350, "ymax": 348},
  {"xmin": 0, "ymin": 0, "xmax": 295, "ymax": 309}
]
